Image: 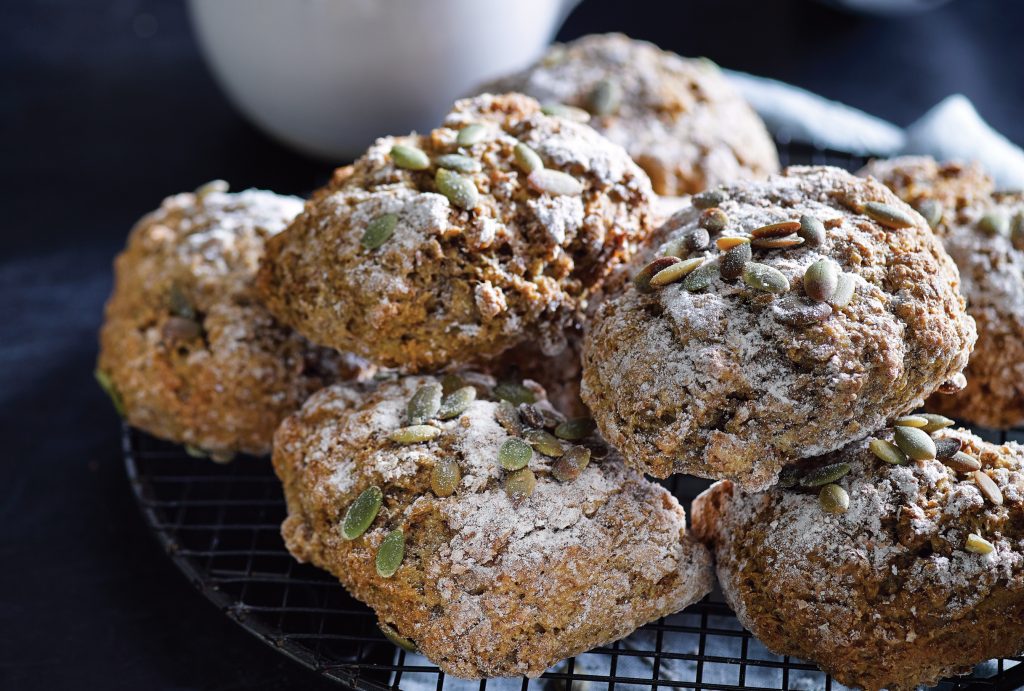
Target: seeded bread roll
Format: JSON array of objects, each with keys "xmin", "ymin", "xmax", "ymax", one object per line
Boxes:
[
  {"xmin": 474, "ymin": 33, "xmax": 779, "ymax": 196},
  {"xmin": 96, "ymin": 185, "xmax": 368, "ymax": 459},
  {"xmin": 273, "ymin": 373, "xmax": 713, "ymax": 679},
  {"xmin": 257, "ymin": 93, "xmax": 655, "ymax": 372},
  {"xmin": 862, "ymin": 156, "xmax": 1024, "ymax": 428},
  {"xmin": 692, "ymin": 425, "xmax": 1024, "ymax": 691},
  {"xmin": 582, "ymin": 166, "xmax": 976, "ymax": 490}
]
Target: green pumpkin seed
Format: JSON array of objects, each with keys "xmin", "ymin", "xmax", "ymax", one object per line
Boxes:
[
  {"xmin": 925, "ymin": 417, "xmax": 956, "ymax": 436},
  {"xmin": 431, "ymin": 458, "xmax": 462, "ymax": 497},
  {"xmin": 552, "ymin": 445, "xmax": 591, "ymax": 482},
  {"xmin": 934, "ymin": 437, "xmax": 962, "ymax": 460},
  {"xmin": 798, "ymin": 215, "xmax": 826, "ymax": 246},
  {"xmin": 407, "ymin": 383, "xmax": 443, "ymax": 425},
  {"xmin": 803, "ymin": 259, "xmax": 838, "ymax": 303},
  {"xmin": 513, "ymin": 142, "xmax": 543, "ymax": 173},
  {"xmin": 341, "ymin": 486, "xmax": 383, "ymax": 540},
  {"xmin": 894, "ymin": 415, "xmax": 928, "ymax": 428},
  {"xmin": 716, "ymin": 236, "xmax": 750, "ymax": 251},
  {"xmin": 493, "ymin": 381, "xmax": 536, "ymax": 406},
  {"xmin": 378, "ymin": 622, "xmax": 418, "ymax": 652},
  {"xmin": 692, "ymin": 189, "xmax": 727, "ymax": 210},
  {"xmin": 819, "ymin": 483, "xmax": 850, "ymax": 514},
  {"xmin": 456, "ymin": 123, "xmax": 488, "ymax": 147},
  {"xmin": 389, "ymin": 425, "xmax": 441, "ymax": 444},
  {"xmin": 973, "ymin": 470, "xmax": 1004, "ymax": 506},
  {"xmin": 800, "ymin": 462, "xmax": 852, "ymax": 488},
  {"xmin": 94, "ymin": 369, "xmax": 125, "ymax": 417},
  {"xmin": 436, "ymin": 168, "xmax": 479, "ymax": 210},
  {"xmin": 893, "ymin": 426, "xmax": 936, "ymax": 460},
  {"xmin": 440, "ymin": 374, "xmax": 465, "ymax": 395},
  {"xmin": 650, "ymin": 257, "xmax": 704, "ymax": 287},
  {"xmin": 699, "ymin": 208, "xmax": 729, "ymax": 233},
  {"xmin": 683, "ymin": 260, "xmax": 719, "ymax": 292},
  {"xmin": 541, "ymin": 102, "xmax": 591, "ymax": 122},
  {"xmin": 945, "ymin": 451, "xmax": 982, "ymax": 473},
  {"xmin": 375, "ymin": 528, "xmax": 405, "ymax": 578},
  {"xmin": 864, "ymin": 201, "xmax": 916, "ymax": 229},
  {"xmin": 964, "ymin": 533, "xmax": 994, "ymax": 555},
  {"xmin": 751, "ymin": 235, "xmax": 805, "ymax": 250},
  {"xmin": 869, "ymin": 438, "xmax": 907, "ymax": 465},
  {"xmin": 195, "ymin": 179, "xmax": 229, "ymax": 201},
  {"xmin": 683, "ymin": 228, "xmax": 711, "ymax": 252},
  {"xmin": 554, "ymin": 417, "xmax": 596, "ymax": 441},
  {"xmin": 719, "ymin": 241, "xmax": 752, "ymax": 281},
  {"xmin": 391, "ymin": 144, "xmax": 431, "ymax": 171},
  {"xmin": 361, "ymin": 213, "xmax": 399, "ymax": 250},
  {"xmin": 829, "ymin": 273, "xmax": 857, "ymax": 308},
  {"xmin": 777, "ymin": 466, "xmax": 802, "ymax": 489},
  {"xmin": 742, "ymin": 263, "xmax": 789, "ymax": 293},
  {"xmin": 978, "ymin": 211, "xmax": 1009, "ymax": 237},
  {"xmin": 915, "ymin": 199, "xmax": 943, "ymax": 229},
  {"xmin": 1011, "ymin": 213, "xmax": 1024, "ymax": 251},
  {"xmin": 524, "ymin": 429, "xmax": 564, "ymax": 457},
  {"xmin": 168, "ymin": 283, "xmax": 196, "ymax": 319},
  {"xmin": 184, "ymin": 444, "xmax": 208, "ymax": 459},
  {"xmin": 494, "ymin": 399, "xmax": 523, "ymax": 435},
  {"xmin": 438, "ymin": 386, "xmax": 476, "ymax": 420},
  {"xmin": 499, "ymin": 437, "xmax": 533, "ymax": 470},
  {"xmin": 435, "ymin": 153, "xmax": 482, "ymax": 174},
  {"xmin": 751, "ymin": 221, "xmax": 801, "ymax": 238},
  {"xmin": 528, "ymin": 169, "xmax": 583, "ymax": 196},
  {"xmin": 771, "ymin": 295, "xmax": 832, "ymax": 326},
  {"xmin": 634, "ymin": 256, "xmax": 680, "ymax": 293},
  {"xmin": 587, "ymin": 78, "xmax": 621, "ymax": 116},
  {"xmin": 504, "ymin": 468, "xmax": 537, "ymax": 503}
]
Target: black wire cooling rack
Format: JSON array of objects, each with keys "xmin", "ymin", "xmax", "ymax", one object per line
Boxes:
[{"xmin": 123, "ymin": 143, "xmax": 1024, "ymax": 691}]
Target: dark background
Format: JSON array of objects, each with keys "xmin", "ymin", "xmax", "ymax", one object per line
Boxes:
[{"xmin": 2, "ymin": 1, "xmax": 1022, "ymax": 689}]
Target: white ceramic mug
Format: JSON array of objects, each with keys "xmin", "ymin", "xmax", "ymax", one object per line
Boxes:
[{"xmin": 188, "ymin": 0, "xmax": 581, "ymax": 160}]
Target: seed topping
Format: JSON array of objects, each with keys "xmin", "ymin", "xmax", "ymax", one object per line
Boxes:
[
  {"xmin": 893, "ymin": 426, "xmax": 936, "ymax": 460},
  {"xmin": 973, "ymin": 470, "xmax": 1004, "ymax": 506},
  {"xmin": 341, "ymin": 486, "xmax": 383, "ymax": 540},
  {"xmin": 819, "ymin": 484, "xmax": 850, "ymax": 514},
  {"xmin": 389, "ymin": 425, "xmax": 441, "ymax": 444},
  {"xmin": 361, "ymin": 213, "xmax": 399, "ymax": 250},
  {"xmin": 407, "ymin": 383, "xmax": 442, "ymax": 425},
  {"xmin": 742, "ymin": 263, "xmax": 789, "ymax": 293},
  {"xmin": 390, "ymin": 144, "xmax": 431, "ymax": 170},
  {"xmin": 498, "ymin": 438, "xmax": 533, "ymax": 470},
  {"xmin": 375, "ymin": 528, "xmax": 405, "ymax": 578},
  {"xmin": 863, "ymin": 201, "xmax": 916, "ymax": 229},
  {"xmin": 528, "ymin": 169, "xmax": 583, "ymax": 196}
]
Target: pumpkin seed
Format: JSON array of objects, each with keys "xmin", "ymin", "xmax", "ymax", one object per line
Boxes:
[
  {"xmin": 772, "ymin": 295, "xmax": 832, "ymax": 326},
  {"xmin": 819, "ymin": 483, "xmax": 850, "ymax": 514},
  {"xmin": 973, "ymin": 470, "xmax": 1004, "ymax": 506},
  {"xmin": 588, "ymin": 78, "xmax": 622, "ymax": 116},
  {"xmin": 742, "ymin": 263, "xmax": 789, "ymax": 293},
  {"xmin": 431, "ymin": 458, "xmax": 462, "ymax": 497},
  {"xmin": 341, "ymin": 486, "xmax": 383, "ymax": 540},
  {"xmin": 407, "ymin": 383, "xmax": 443, "ymax": 425},
  {"xmin": 552, "ymin": 445, "xmax": 591, "ymax": 482},
  {"xmin": 195, "ymin": 179, "xmax": 229, "ymax": 201},
  {"xmin": 498, "ymin": 437, "xmax": 533, "ymax": 470},
  {"xmin": 751, "ymin": 221, "xmax": 801, "ymax": 239},
  {"xmin": 869, "ymin": 438, "xmax": 907, "ymax": 465},
  {"xmin": 528, "ymin": 169, "xmax": 583, "ymax": 196},
  {"xmin": 829, "ymin": 273, "xmax": 857, "ymax": 308},
  {"xmin": 378, "ymin": 622, "xmax": 418, "ymax": 652},
  {"xmin": 436, "ymin": 168, "xmax": 479, "ymax": 210},
  {"xmin": 1011, "ymin": 213, "xmax": 1024, "ymax": 251},
  {"xmin": 456, "ymin": 123, "xmax": 488, "ymax": 147},
  {"xmin": 162, "ymin": 316, "xmax": 202, "ymax": 343},
  {"xmin": 978, "ymin": 211, "xmax": 1009, "ymax": 237},
  {"xmin": 864, "ymin": 201, "xmax": 916, "ymax": 229},
  {"xmin": 945, "ymin": 451, "xmax": 982, "ymax": 473},
  {"xmin": 803, "ymin": 259, "xmax": 838, "ymax": 303},
  {"xmin": 494, "ymin": 399, "xmax": 523, "ymax": 435},
  {"xmin": 934, "ymin": 437, "xmax": 962, "ymax": 460},
  {"xmin": 184, "ymin": 445, "xmax": 208, "ymax": 459},
  {"xmin": 375, "ymin": 528, "xmax": 405, "ymax": 578},
  {"xmin": 800, "ymin": 462, "xmax": 851, "ymax": 488},
  {"xmin": 692, "ymin": 189, "xmax": 727, "ymax": 209},
  {"xmin": 513, "ymin": 142, "xmax": 544, "ymax": 174},
  {"xmin": 699, "ymin": 208, "xmax": 729, "ymax": 233},
  {"xmin": 752, "ymin": 235, "xmax": 805, "ymax": 250},
  {"xmin": 518, "ymin": 403, "xmax": 546, "ymax": 429},
  {"xmin": 650, "ymin": 257, "xmax": 704, "ymax": 287},
  {"xmin": 683, "ymin": 260, "xmax": 719, "ymax": 292},
  {"xmin": 894, "ymin": 415, "xmax": 928, "ymax": 428},
  {"xmin": 719, "ymin": 242, "xmax": 752, "ymax": 281},
  {"xmin": 391, "ymin": 144, "xmax": 430, "ymax": 170},
  {"xmin": 798, "ymin": 215, "xmax": 826, "ymax": 246},
  {"xmin": 777, "ymin": 466, "xmax": 802, "ymax": 489},
  {"xmin": 361, "ymin": 213, "xmax": 399, "ymax": 250},
  {"xmin": 168, "ymin": 283, "xmax": 195, "ymax": 319},
  {"xmin": 893, "ymin": 426, "xmax": 936, "ymax": 460},
  {"xmin": 683, "ymin": 228, "xmax": 711, "ymax": 252},
  {"xmin": 634, "ymin": 256, "xmax": 680, "ymax": 293},
  {"xmin": 438, "ymin": 386, "xmax": 476, "ymax": 420},
  {"xmin": 389, "ymin": 425, "xmax": 441, "ymax": 444},
  {"xmin": 524, "ymin": 429, "xmax": 564, "ymax": 457},
  {"xmin": 504, "ymin": 468, "xmax": 537, "ymax": 503},
  {"xmin": 915, "ymin": 199, "xmax": 943, "ymax": 229},
  {"xmin": 554, "ymin": 417, "xmax": 596, "ymax": 441},
  {"xmin": 964, "ymin": 533, "xmax": 995, "ymax": 555},
  {"xmin": 919, "ymin": 413, "xmax": 955, "ymax": 433},
  {"xmin": 541, "ymin": 102, "xmax": 591, "ymax": 122},
  {"xmin": 716, "ymin": 236, "xmax": 750, "ymax": 251},
  {"xmin": 493, "ymin": 381, "xmax": 536, "ymax": 406},
  {"xmin": 538, "ymin": 406, "xmax": 566, "ymax": 430},
  {"xmin": 440, "ymin": 374, "xmax": 465, "ymax": 395},
  {"xmin": 94, "ymin": 369, "xmax": 125, "ymax": 417},
  {"xmin": 435, "ymin": 153, "xmax": 482, "ymax": 174}
]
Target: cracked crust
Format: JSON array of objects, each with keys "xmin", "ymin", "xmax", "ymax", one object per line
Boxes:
[
  {"xmin": 692, "ymin": 427, "xmax": 1024, "ymax": 691},
  {"xmin": 582, "ymin": 166, "xmax": 976, "ymax": 489},
  {"xmin": 97, "ymin": 188, "xmax": 368, "ymax": 459},
  {"xmin": 273, "ymin": 374, "xmax": 713, "ymax": 678},
  {"xmin": 257, "ymin": 93, "xmax": 655, "ymax": 372},
  {"xmin": 475, "ymin": 33, "xmax": 779, "ymax": 196}
]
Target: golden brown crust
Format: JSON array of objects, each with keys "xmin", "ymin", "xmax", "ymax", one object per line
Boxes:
[
  {"xmin": 258, "ymin": 93, "xmax": 655, "ymax": 372},
  {"xmin": 273, "ymin": 375, "xmax": 713, "ymax": 678},
  {"xmin": 582, "ymin": 166, "xmax": 976, "ymax": 489},
  {"xmin": 97, "ymin": 188, "xmax": 368, "ymax": 458},
  {"xmin": 692, "ymin": 427, "xmax": 1024, "ymax": 691}
]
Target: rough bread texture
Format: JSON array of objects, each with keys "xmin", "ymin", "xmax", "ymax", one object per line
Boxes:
[
  {"xmin": 692, "ymin": 427, "xmax": 1024, "ymax": 691},
  {"xmin": 258, "ymin": 93, "xmax": 655, "ymax": 372},
  {"xmin": 97, "ymin": 187, "xmax": 367, "ymax": 459},
  {"xmin": 582, "ymin": 166, "xmax": 976, "ymax": 489},
  {"xmin": 863, "ymin": 156, "xmax": 1024, "ymax": 428},
  {"xmin": 273, "ymin": 375, "xmax": 713, "ymax": 679},
  {"xmin": 475, "ymin": 33, "xmax": 779, "ymax": 196}
]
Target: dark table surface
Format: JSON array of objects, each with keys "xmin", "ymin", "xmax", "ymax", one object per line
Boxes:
[{"xmin": 3, "ymin": 1, "xmax": 1022, "ymax": 689}]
